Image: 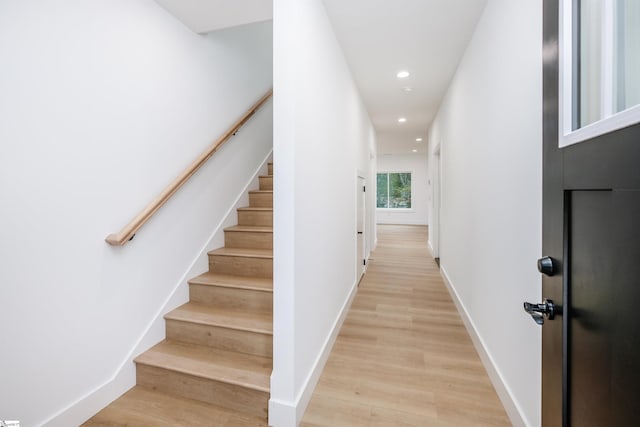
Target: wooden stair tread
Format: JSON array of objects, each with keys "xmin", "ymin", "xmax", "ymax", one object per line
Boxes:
[
  {"xmin": 82, "ymin": 386, "xmax": 268, "ymax": 426},
  {"xmin": 166, "ymin": 303, "xmax": 272, "ymax": 334},
  {"xmin": 248, "ymin": 190, "xmax": 273, "ymax": 194},
  {"xmin": 208, "ymin": 247, "xmax": 273, "ymax": 258},
  {"xmin": 189, "ymin": 272, "xmax": 272, "ymax": 292},
  {"xmin": 224, "ymin": 225, "xmax": 273, "ymax": 233},
  {"xmin": 135, "ymin": 341, "xmax": 271, "ymax": 392},
  {"xmin": 237, "ymin": 207, "xmax": 272, "ymax": 211}
]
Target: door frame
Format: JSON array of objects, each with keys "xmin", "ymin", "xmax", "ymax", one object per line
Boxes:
[
  {"xmin": 356, "ymin": 174, "xmax": 366, "ymax": 280},
  {"xmin": 542, "ymin": 1, "xmax": 569, "ymax": 423},
  {"xmin": 430, "ymin": 142, "xmax": 442, "ymax": 260}
]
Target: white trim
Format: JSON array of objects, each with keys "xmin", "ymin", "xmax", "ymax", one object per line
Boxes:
[
  {"xmin": 440, "ymin": 266, "xmax": 528, "ymax": 427},
  {"xmin": 602, "ymin": 0, "xmax": 614, "ymax": 119},
  {"xmin": 559, "ymin": 0, "xmax": 640, "ymax": 147},
  {"xmin": 560, "ymin": 104, "xmax": 640, "ymax": 146},
  {"xmin": 356, "ymin": 172, "xmax": 367, "ymax": 279},
  {"xmin": 376, "ymin": 208, "xmax": 415, "ymax": 213},
  {"xmin": 429, "ymin": 142, "xmax": 441, "ymax": 259},
  {"xmin": 267, "ymin": 398, "xmax": 296, "ymax": 427},
  {"xmin": 268, "ymin": 277, "xmax": 359, "ymax": 427},
  {"xmin": 432, "ymin": 141, "xmax": 441, "ymax": 155},
  {"xmin": 376, "ymin": 220, "xmax": 428, "ymax": 226},
  {"xmin": 559, "ymin": 0, "xmax": 573, "ymax": 144},
  {"xmin": 43, "ymin": 151, "xmax": 273, "ymax": 427}
]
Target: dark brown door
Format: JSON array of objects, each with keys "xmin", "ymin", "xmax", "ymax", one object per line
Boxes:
[{"xmin": 538, "ymin": 0, "xmax": 640, "ymax": 425}]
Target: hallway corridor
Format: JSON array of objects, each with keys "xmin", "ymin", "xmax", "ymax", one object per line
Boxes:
[{"xmin": 301, "ymin": 225, "xmax": 510, "ymax": 426}]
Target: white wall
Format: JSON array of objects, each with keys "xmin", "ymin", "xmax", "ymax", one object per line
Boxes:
[
  {"xmin": 376, "ymin": 153, "xmax": 428, "ymax": 225},
  {"xmin": 427, "ymin": 0, "xmax": 542, "ymax": 425},
  {"xmin": 271, "ymin": 0, "xmax": 376, "ymax": 424},
  {"xmin": 0, "ymin": 2, "xmax": 272, "ymax": 425}
]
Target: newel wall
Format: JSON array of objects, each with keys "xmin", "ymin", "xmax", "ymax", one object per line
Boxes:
[
  {"xmin": 0, "ymin": 2, "xmax": 272, "ymax": 425},
  {"xmin": 271, "ymin": 0, "xmax": 377, "ymax": 424}
]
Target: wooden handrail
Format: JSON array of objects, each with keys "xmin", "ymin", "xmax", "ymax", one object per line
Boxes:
[{"xmin": 105, "ymin": 89, "xmax": 273, "ymax": 246}]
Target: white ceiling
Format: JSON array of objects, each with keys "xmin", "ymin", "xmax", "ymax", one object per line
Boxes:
[
  {"xmin": 153, "ymin": 0, "xmax": 272, "ymax": 34},
  {"xmin": 322, "ymin": 0, "xmax": 487, "ymax": 154},
  {"xmin": 154, "ymin": 0, "xmax": 487, "ymax": 154}
]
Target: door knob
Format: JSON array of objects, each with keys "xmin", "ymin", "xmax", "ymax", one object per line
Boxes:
[
  {"xmin": 523, "ymin": 299, "xmax": 555, "ymax": 325},
  {"xmin": 537, "ymin": 256, "xmax": 555, "ymax": 276}
]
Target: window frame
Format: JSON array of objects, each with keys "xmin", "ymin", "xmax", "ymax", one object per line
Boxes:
[
  {"xmin": 559, "ymin": 0, "xmax": 640, "ymax": 147},
  {"xmin": 376, "ymin": 171, "xmax": 413, "ymax": 211}
]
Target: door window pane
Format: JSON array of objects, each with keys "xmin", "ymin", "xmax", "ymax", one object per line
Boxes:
[
  {"xmin": 615, "ymin": 0, "xmax": 640, "ymax": 112},
  {"xmin": 561, "ymin": 0, "xmax": 640, "ymax": 146},
  {"xmin": 377, "ymin": 172, "xmax": 411, "ymax": 209},
  {"xmin": 579, "ymin": 0, "xmax": 603, "ymax": 128}
]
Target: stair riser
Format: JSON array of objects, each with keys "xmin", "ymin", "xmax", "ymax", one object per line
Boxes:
[
  {"xmin": 249, "ymin": 193, "xmax": 273, "ymax": 208},
  {"xmin": 209, "ymin": 255, "xmax": 273, "ymax": 278},
  {"xmin": 189, "ymin": 284, "xmax": 272, "ymax": 312},
  {"xmin": 136, "ymin": 364, "xmax": 269, "ymax": 419},
  {"xmin": 224, "ymin": 231, "xmax": 272, "ymax": 249},
  {"xmin": 166, "ymin": 321, "xmax": 272, "ymax": 358},
  {"xmin": 268, "ymin": 163, "xmax": 273, "ymax": 175},
  {"xmin": 259, "ymin": 176, "xmax": 273, "ymax": 191},
  {"xmin": 237, "ymin": 210, "xmax": 272, "ymax": 226}
]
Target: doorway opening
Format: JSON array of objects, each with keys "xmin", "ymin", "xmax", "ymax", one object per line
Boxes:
[
  {"xmin": 357, "ymin": 175, "xmax": 366, "ymax": 281},
  {"xmin": 431, "ymin": 142, "xmax": 442, "ymax": 267}
]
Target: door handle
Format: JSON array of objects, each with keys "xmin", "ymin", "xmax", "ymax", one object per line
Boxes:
[
  {"xmin": 357, "ymin": 231, "xmax": 363, "ymax": 235},
  {"xmin": 537, "ymin": 256, "xmax": 555, "ymax": 276},
  {"xmin": 523, "ymin": 299, "xmax": 555, "ymax": 325}
]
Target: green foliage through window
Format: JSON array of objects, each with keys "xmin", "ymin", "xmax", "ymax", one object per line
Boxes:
[{"xmin": 377, "ymin": 172, "xmax": 411, "ymax": 208}]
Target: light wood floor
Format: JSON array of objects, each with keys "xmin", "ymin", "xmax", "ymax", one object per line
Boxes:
[{"xmin": 300, "ymin": 224, "xmax": 510, "ymax": 427}]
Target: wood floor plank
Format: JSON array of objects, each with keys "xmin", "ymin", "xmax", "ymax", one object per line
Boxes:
[
  {"xmin": 302, "ymin": 395, "xmax": 373, "ymax": 427},
  {"xmin": 300, "ymin": 224, "xmax": 510, "ymax": 427},
  {"xmin": 81, "ymin": 386, "xmax": 267, "ymax": 427}
]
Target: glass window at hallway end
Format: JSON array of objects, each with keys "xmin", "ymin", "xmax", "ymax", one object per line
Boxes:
[{"xmin": 377, "ymin": 172, "xmax": 411, "ymax": 209}]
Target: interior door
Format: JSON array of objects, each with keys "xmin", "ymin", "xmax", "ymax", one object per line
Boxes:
[
  {"xmin": 537, "ymin": 0, "xmax": 640, "ymax": 425},
  {"xmin": 431, "ymin": 144, "xmax": 441, "ymax": 261},
  {"xmin": 357, "ymin": 176, "xmax": 366, "ymax": 280}
]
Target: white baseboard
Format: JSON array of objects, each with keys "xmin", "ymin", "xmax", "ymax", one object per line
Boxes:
[
  {"xmin": 268, "ymin": 278, "xmax": 359, "ymax": 427},
  {"xmin": 43, "ymin": 151, "xmax": 273, "ymax": 427},
  {"xmin": 439, "ymin": 266, "xmax": 527, "ymax": 427},
  {"xmin": 268, "ymin": 398, "xmax": 296, "ymax": 427},
  {"xmin": 375, "ymin": 220, "xmax": 429, "ymax": 225}
]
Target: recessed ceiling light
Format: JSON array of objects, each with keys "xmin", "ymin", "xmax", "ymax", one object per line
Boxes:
[
  {"xmin": 398, "ymin": 117, "xmax": 407, "ymax": 123},
  {"xmin": 397, "ymin": 70, "xmax": 410, "ymax": 79},
  {"xmin": 416, "ymin": 137, "xmax": 423, "ymax": 142},
  {"xmin": 412, "ymin": 149, "xmax": 418, "ymax": 153}
]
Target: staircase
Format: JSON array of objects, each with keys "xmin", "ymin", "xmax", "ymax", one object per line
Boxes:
[{"xmin": 84, "ymin": 163, "xmax": 273, "ymax": 426}]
